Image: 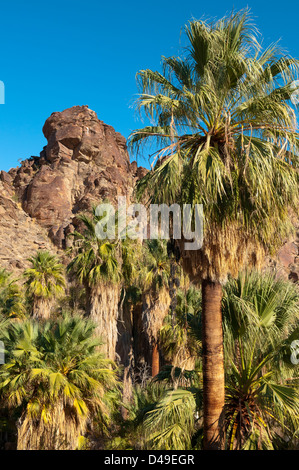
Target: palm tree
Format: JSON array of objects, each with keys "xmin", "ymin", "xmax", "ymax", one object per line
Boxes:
[
  {"xmin": 0, "ymin": 315, "xmax": 120, "ymax": 450},
  {"xmin": 0, "ymin": 268, "xmax": 25, "ymax": 319},
  {"xmin": 107, "ymin": 382, "xmax": 166, "ymax": 449},
  {"xmin": 222, "ymin": 270, "xmax": 299, "ymax": 449},
  {"xmin": 141, "ymin": 239, "xmax": 171, "ymax": 376},
  {"xmin": 24, "ymin": 251, "xmax": 65, "ymax": 320},
  {"xmin": 117, "ymin": 237, "xmax": 144, "ymax": 412},
  {"xmin": 67, "ymin": 210, "xmax": 121, "ymax": 360},
  {"xmin": 143, "ymin": 388, "xmax": 198, "ymax": 450},
  {"xmin": 159, "ymin": 286, "xmax": 201, "ymax": 371},
  {"xmin": 128, "ymin": 10, "xmax": 299, "ymax": 448}
]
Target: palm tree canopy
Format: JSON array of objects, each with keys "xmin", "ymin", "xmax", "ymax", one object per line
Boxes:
[
  {"xmin": 67, "ymin": 209, "xmax": 121, "ymax": 288},
  {"xmin": 129, "ymin": 10, "xmax": 299, "ymax": 283},
  {"xmin": 0, "ymin": 314, "xmax": 120, "ymax": 449},
  {"xmin": 153, "ymin": 270, "xmax": 299, "ymax": 449},
  {"xmin": 67, "ymin": 208, "xmax": 122, "ymax": 362},
  {"xmin": 142, "ymin": 239, "xmax": 171, "ymax": 292},
  {"xmin": 24, "ymin": 251, "xmax": 65, "ymax": 300}
]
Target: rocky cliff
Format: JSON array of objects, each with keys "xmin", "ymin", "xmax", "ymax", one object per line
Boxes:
[
  {"xmin": 0, "ymin": 172, "xmax": 57, "ymax": 274},
  {"xmin": 0, "ymin": 105, "xmax": 147, "ymax": 273}
]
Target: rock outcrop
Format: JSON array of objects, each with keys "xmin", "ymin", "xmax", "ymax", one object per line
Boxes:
[
  {"xmin": 0, "ymin": 172, "xmax": 58, "ymax": 275},
  {"xmin": 0, "ymin": 105, "xmax": 147, "ymax": 272},
  {"xmin": 267, "ymin": 216, "xmax": 299, "ymax": 283}
]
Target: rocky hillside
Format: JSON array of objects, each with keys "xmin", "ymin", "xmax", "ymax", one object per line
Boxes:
[
  {"xmin": 0, "ymin": 104, "xmax": 297, "ymax": 282},
  {"xmin": 0, "ymin": 174, "xmax": 57, "ymax": 274},
  {"xmin": 0, "ymin": 105, "xmax": 146, "ymax": 274}
]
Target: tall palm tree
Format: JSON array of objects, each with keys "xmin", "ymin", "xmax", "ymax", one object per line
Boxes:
[
  {"xmin": 128, "ymin": 10, "xmax": 299, "ymax": 448},
  {"xmin": 67, "ymin": 210, "xmax": 121, "ymax": 360},
  {"xmin": 141, "ymin": 239, "xmax": 171, "ymax": 376},
  {"xmin": 24, "ymin": 251, "xmax": 65, "ymax": 320},
  {"xmin": 118, "ymin": 237, "xmax": 144, "ymax": 411},
  {"xmin": 0, "ymin": 315, "xmax": 120, "ymax": 450}
]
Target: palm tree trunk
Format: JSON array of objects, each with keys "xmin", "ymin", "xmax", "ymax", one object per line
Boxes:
[
  {"xmin": 151, "ymin": 340, "xmax": 160, "ymax": 377},
  {"xmin": 202, "ymin": 279, "xmax": 225, "ymax": 450},
  {"xmin": 143, "ymin": 287, "xmax": 171, "ymax": 377},
  {"xmin": 116, "ymin": 298, "xmax": 135, "ymax": 418},
  {"xmin": 86, "ymin": 283, "xmax": 119, "ymax": 361},
  {"xmin": 32, "ymin": 297, "xmax": 51, "ymax": 320}
]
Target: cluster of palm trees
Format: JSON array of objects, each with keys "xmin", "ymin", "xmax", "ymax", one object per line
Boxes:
[
  {"xmin": 0, "ymin": 9, "xmax": 298, "ymax": 450},
  {"xmin": 110, "ymin": 271, "xmax": 299, "ymax": 451},
  {"xmin": 0, "ymin": 223, "xmax": 178, "ymax": 449}
]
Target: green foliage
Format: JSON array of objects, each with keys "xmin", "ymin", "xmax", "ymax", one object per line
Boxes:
[
  {"xmin": 108, "ymin": 382, "xmax": 202, "ymax": 450},
  {"xmin": 141, "ymin": 239, "xmax": 171, "ymax": 292},
  {"xmin": 121, "ymin": 237, "xmax": 144, "ymax": 289},
  {"xmin": 222, "ymin": 270, "xmax": 299, "ymax": 449},
  {"xmin": 159, "ymin": 286, "xmax": 202, "ymax": 365},
  {"xmin": 142, "ymin": 388, "xmax": 197, "ymax": 450},
  {"xmin": 0, "ymin": 314, "xmax": 121, "ymax": 449},
  {"xmin": 0, "ymin": 268, "xmax": 25, "ymax": 319},
  {"xmin": 129, "ymin": 9, "xmax": 299, "ymax": 281},
  {"xmin": 24, "ymin": 251, "xmax": 65, "ymax": 300},
  {"xmin": 152, "ymin": 271, "xmax": 299, "ymax": 450},
  {"xmin": 107, "ymin": 382, "xmax": 165, "ymax": 450},
  {"xmin": 67, "ymin": 209, "xmax": 120, "ymax": 288}
]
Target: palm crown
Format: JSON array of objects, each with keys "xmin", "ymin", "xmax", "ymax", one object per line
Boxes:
[
  {"xmin": 67, "ymin": 210, "xmax": 120, "ymax": 288},
  {"xmin": 0, "ymin": 268, "xmax": 24, "ymax": 318},
  {"xmin": 24, "ymin": 251, "xmax": 65, "ymax": 300},
  {"xmin": 129, "ymin": 10, "xmax": 299, "ymax": 283}
]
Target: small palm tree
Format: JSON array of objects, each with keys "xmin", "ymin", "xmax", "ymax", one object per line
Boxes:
[
  {"xmin": 67, "ymin": 210, "xmax": 121, "ymax": 360},
  {"xmin": 0, "ymin": 268, "xmax": 25, "ymax": 319},
  {"xmin": 159, "ymin": 286, "xmax": 202, "ymax": 371},
  {"xmin": 129, "ymin": 10, "xmax": 299, "ymax": 448},
  {"xmin": 23, "ymin": 251, "xmax": 65, "ymax": 320},
  {"xmin": 0, "ymin": 315, "xmax": 120, "ymax": 450},
  {"xmin": 141, "ymin": 239, "xmax": 171, "ymax": 376},
  {"xmin": 142, "ymin": 388, "xmax": 198, "ymax": 450},
  {"xmin": 110, "ymin": 380, "xmax": 201, "ymax": 450}
]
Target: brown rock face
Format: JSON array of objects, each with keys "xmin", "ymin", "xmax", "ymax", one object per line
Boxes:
[
  {"xmin": 267, "ymin": 219, "xmax": 299, "ymax": 283},
  {"xmin": 10, "ymin": 105, "xmax": 146, "ymax": 248},
  {"xmin": 0, "ymin": 105, "xmax": 148, "ymax": 272},
  {"xmin": 0, "ymin": 180, "xmax": 58, "ymax": 275}
]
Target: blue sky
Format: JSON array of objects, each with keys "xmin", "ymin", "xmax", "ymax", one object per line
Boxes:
[{"xmin": 0, "ymin": 0, "xmax": 299, "ymax": 171}]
